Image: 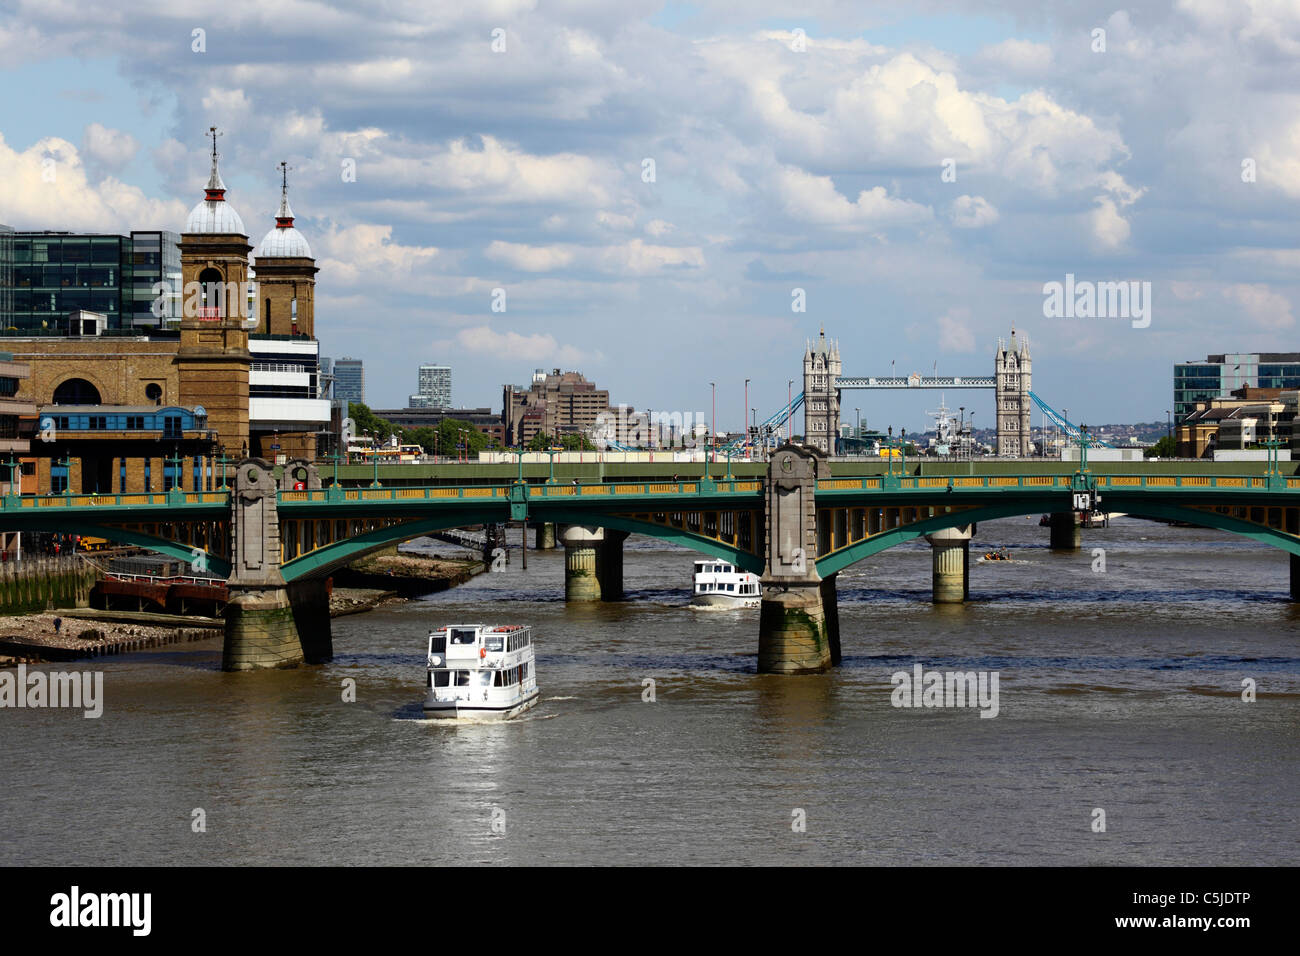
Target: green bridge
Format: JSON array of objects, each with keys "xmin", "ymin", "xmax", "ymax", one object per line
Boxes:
[{"xmin": 6, "ymin": 446, "xmax": 1300, "ymax": 673}]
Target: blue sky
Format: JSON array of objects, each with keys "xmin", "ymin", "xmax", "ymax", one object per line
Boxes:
[{"xmin": 2, "ymin": 0, "xmax": 1299, "ymax": 431}]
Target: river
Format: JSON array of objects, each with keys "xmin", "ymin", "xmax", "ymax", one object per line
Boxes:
[{"xmin": 2, "ymin": 516, "xmax": 1297, "ymax": 865}]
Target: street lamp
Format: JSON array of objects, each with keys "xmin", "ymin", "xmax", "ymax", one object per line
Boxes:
[
  {"xmin": 744, "ymin": 378, "xmax": 750, "ymax": 454},
  {"xmin": 1165, "ymin": 409, "xmax": 1172, "ymax": 441},
  {"xmin": 959, "ymin": 406, "xmax": 965, "ymax": 459},
  {"xmin": 854, "ymin": 407, "xmax": 860, "ymax": 452},
  {"xmin": 787, "ymin": 379, "xmax": 794, "ymax": 442},
  {"xmin": 709, "ymin": 381, "xmax": 716, "ymax": 472}
]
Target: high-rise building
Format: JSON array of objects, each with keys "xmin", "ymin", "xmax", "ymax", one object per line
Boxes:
[
  {"xmin": 995, "ymin": 330, "xmax": 1031, "ymax": 457},
  {"xmin": 412, "ymin": 364, "xmax": 451, "ymax": 408},
  {"xmin": 1174, "ymin": 353, "xmax": 1300, "ymax": 423},
  {"xmin": 803, "ymin": 330, "xmax": 841, "ymax": 455},
  {"xmin": 334, "ymin": 357, "xmax": 364, "ymax": 404},
  {"xmin": 318, "ymin": 356, "xmax": 333, "ymax": 399},
  {"xmin": 502, "ymin": 369, "xmax": 620, "ymax": 446}
]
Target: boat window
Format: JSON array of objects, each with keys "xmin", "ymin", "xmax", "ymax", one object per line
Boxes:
[
  {"xmin": 433, "ymin": 671, "xmax": 450, "ymax": 688},
  {"xmin": 429, "ymin": 635, "xmax": 446, "ymax": 654},
  {"xmin": 478, "ymin": 671, "xmax": 492, "ymax": 687},
  {"xmin": 486, "ymin": 636, "xmax": 504, "ymax": 652},
  {"xmin": 450, "ymin": 629, "xmax": 477, "ymax": 645},
  {"xmin": 454, "ymin": 670, "xmax": 471, "ymax": 686}
]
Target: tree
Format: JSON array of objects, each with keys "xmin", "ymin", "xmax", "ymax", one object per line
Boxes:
[
  {"xmin": 559, "ymin": 433, "xmax": 595, "ymax": 451},
  {"xmin": 528, "ymin": 431, "xmax": 554, "ymax": 451},
  {"xmin": 1145, "ymin": 435, "xmax": 1176, "ymax": 458},
  {"xmin": 347, "ymin": 402, "xmax": 395, "ymax": 442},
  {"xmin": 438, "ymin": 418, "xmax": 488, "ymax": 458}
]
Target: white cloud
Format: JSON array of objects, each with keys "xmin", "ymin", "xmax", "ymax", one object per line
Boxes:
[
  {"xmin": 775, "ymin": 166, "xmax": 931, "ymax": 228},
  {"xmin": 486, "ymin": 238, "xmax": 704, "ymax": 274},
  {"xmin": 950, "ymin": 195, "xmax": 999, "ymax": 228},
  {"xmin": 486, "ymin": 240, "xmax": 576, "ymax": 272},
  {"xmin": 1222, "ymin": 283, "xmax": 1294, "ymax": 329},
  {"xmin": 438, "ymin": 326, "xmax": 597, "ymax": 366},
  {"xmin": 645, "ymin": 218, "xmax": 673, "ymax": 237},
  {"xmin": 0, "ymin": 133, "xmax": 185, "ymax": 232},
  {"xmin": 81, "ymin": 123, "xmax": 138, "ymax": 171},
  {"xmin": 937, "ymin": 307, "xmax": 976, "ymax": 352},
  {"xmin": 1089, "ymin": 196, "xmax": 1131, "ymax": 250},
  {"xmin": 315, "ymin": 223, "xmax": 440, "ymax": 285}
]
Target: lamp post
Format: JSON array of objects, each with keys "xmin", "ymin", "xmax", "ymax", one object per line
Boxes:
[
  {"xmin": 709, "ymin": 381, "xmax": 716, "ymax": 473},
  {"xmin": 751, "ymin": 408, "xmax": 757, "ymax": 458},
  {"xmin": 1165, "ymin": 409, "xmax": 1172, "ymax": 442},
  {"xmin": 786, "ymin": 379, "xmax": 794, "ymax": 442},
  {"xmin": 959, "ymin": 406, "xmax": 965, "ymax": 459},
  {"xmin": 887, "ymin": 425, "xmax": 894, "ymax": 477},
  {"xmin": 744, "ymin": 378, "xmax": 750, "ymax": 455},
  {"xmin": 854, "ymin": 407, "xmax": 861, "ymax": 454}
]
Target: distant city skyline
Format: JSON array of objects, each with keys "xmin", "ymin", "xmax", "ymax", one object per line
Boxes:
[{"xmin": 2, "ymin": 3, "xmax": 1298, "ymax": 431}]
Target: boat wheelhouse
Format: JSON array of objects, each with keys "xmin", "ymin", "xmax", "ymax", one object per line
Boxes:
[
  {"xmin": 691, "ymin": 560, "xmax": 761, "ymax": 608},
  {"xmin": 425, "ymin": 624, "xmax": 539, "ymax": 720}
]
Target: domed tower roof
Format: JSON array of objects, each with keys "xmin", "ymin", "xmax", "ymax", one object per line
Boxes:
[
  {"xmin": 184, "ymin": 128, "xmax": 246, "ymax": 234},
  {"xmin": 256, "ymin": 162, "xmax": 312, "ymax": 259}
]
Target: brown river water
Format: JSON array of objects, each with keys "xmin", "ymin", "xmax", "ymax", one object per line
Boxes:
[{"xmin": 2, "ymin": 515, "xmax": 1297, "ymax": 865}]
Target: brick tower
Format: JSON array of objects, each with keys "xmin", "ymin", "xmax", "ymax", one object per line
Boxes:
[{"xmin": 177, "ymin": 128, "xmax": 252, "ymax": 458}]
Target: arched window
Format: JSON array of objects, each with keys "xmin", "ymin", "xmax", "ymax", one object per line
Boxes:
[
  {"xmin": 52, "ymin": 378, "xmax": 101, "ymax": 405},
  {"xmin": 198, "ymin": 267, "xmax": 223, "ymax": 318}
]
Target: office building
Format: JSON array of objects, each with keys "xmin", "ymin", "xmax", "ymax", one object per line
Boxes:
[
  {"xmin": 0, "ymin": 229, "xmax": 182, "ymax": 332},
  {"xmin": 334, "ymin": 357, "xmax": 364, "ymax": 404},
  {"xmin": 502, "ymin": 368, "xmax": 622, "ymax": 446},
  {"xmin": 1174, "ymin": 353, "xmax": 1300, "ymax": 423},
  {"xmin": 412, "ymin": 364, "xmax": 451, "ymax": 408}
]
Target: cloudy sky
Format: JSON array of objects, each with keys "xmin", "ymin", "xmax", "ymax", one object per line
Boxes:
[{"xmin": 2, "ymin": 0, "xmax": 1298, "ymax": 431}]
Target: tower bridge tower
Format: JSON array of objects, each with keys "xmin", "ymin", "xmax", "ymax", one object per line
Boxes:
[
  {"xmin": 995, "ymin": 328, "xmax": 1031, "ymax": 457},
  {"xmin": 803, "ymin": 329, "xmax": 841, "ymax": 454}
]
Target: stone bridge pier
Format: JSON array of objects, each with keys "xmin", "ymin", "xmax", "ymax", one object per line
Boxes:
[
  {"xmin": 925, "ymin": 524, "xmax": 972, "ymax": 603},
  {"xmin": 223, "ymin": 458, "xmax": 329, "ymax": 670},
  {"xmin": 560, "ymin": 525, "xmax": 627, "ymax": 602},
  {"xmin": 758, "ymin": 444, "xmax": 836, "ymax": 674}
]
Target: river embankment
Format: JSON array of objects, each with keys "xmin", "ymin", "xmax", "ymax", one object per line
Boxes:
[{"xmin": 0, "ymin": 550, "xmax": 484, "ymax": 664}]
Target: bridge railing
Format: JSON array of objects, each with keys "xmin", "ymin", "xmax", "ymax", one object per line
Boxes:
[
  {"xmin": 816, "ymin": 475, "xmax": 1297, "ymax": 491},
  {"xmin": 0, "ymin": 490, "xmax": 231, "ymax": 509},
  {"xmin": 278, "ymin": 479, "xmax": 765, "ymax": 503}
]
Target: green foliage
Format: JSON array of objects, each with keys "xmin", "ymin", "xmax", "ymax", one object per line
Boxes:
[
  {"xmin": 1144, "ymin": 435, "xmax": 1176, "ymax": 458},
  {"xmin": 438, "ymin": 418, "xmax": 489, "ymax": 457},
  {"xmin": 527, "ymin": 432, "xmax": 553, "ymax": 451},
  {"xmin": 347, "ymin": 402, "xmax": 395, "ymax": 442}
]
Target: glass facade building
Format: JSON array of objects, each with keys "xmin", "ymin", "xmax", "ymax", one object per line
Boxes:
[
  {"xmin": 333, "ymin": 357, "xmax": 364, "ymax": 404},
  {"xmin": 0, "ymin": 230, "xmax": 181, "ymax": 333},
  {"xmin": 1175, "ymin": 353, "xmax": 1300, "ymax": 422}
]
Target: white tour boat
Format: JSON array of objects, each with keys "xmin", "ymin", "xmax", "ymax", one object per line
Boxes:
[
  {"xmin": 424, "ymin": 624, "xmax": 539, "ymax": 720},
  {"xmin": 690, "ymin": 559, "xmax": 762, "ymax": 608}
]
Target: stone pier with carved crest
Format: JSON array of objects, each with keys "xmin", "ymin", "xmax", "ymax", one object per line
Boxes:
[
  {"xmin": 223, "ymin": 458, "xmax": 328, "ymax": 670},
  {"xmin": 758, "ymin": 444, "xmax": 836, "ymax": 674}
]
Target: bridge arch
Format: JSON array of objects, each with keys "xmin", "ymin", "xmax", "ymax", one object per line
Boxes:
[{"xmin": 814, "ymin": 498, "xmax": 1300, "ymax": 576}]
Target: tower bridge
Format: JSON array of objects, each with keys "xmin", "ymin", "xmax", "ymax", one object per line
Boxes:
[
  {"xmin": 6, "ymin": 448, "xmax": 1300, "ymax": 675},
  {"xmin": 803, "ymin": 328, "xmax": 1033, "ymax": 456}
]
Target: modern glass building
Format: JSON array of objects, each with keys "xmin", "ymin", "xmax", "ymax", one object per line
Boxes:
[
  {"xmin": 1175, "ymin": 353, "xmax": 1300, "ymax": 422},
  {"xmin": 333, "ymin": 357, "xmax": 364, "ymax": 403},
  {"xmin": 0, "ymin": 230, "xmax": 181, "ymax": 333}
]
